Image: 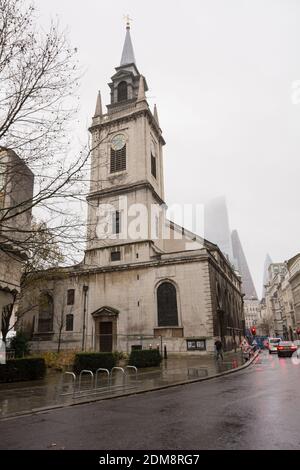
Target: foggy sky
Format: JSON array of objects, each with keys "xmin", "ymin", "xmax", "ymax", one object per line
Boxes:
[{"xmin": 35, "ymin": 0, "xmax": 300, "ymax": 297}]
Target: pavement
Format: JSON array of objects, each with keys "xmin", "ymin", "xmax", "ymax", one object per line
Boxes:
[
  {"xmin": 0, "ymin": 351, "xmax": 244, "ymax": 419},
  {"xmin": 1, "ymin": 351, "xmax": 300, "ymax": 450}
]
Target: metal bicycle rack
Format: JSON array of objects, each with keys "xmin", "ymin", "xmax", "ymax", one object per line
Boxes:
[
  {"xmin": 78, "ymin": 369, "xmax": 94, "ymax": 392},
  {"xmin": 59, "ymin": 366, "xmax": 139, "ymax": 400},
  {"xmin": 110, "ymin": 367, "xmax": 126, "ymax": 386},
  {"xmin": 60, "ymin": 372, "xmax": 77, "ymax": 397},
  {"xmin": 95, "ymin": 368, "xmax": 110, "ymax": 389},
  {"xmin": 125, "ymin": 365, "xmax": 138, "ymax": 381}
]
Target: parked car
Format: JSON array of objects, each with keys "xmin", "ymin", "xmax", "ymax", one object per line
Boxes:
[
  {"xmin": 277, "ymin": 341, "xmax": 297, "ymax": 358},
  {"xmin": 293, "ymin": 339, "xmax": 300, "ymax": 349},
  {"xmin": 267, "ymin": 337, "xmax": 281, "ymax": 354}
]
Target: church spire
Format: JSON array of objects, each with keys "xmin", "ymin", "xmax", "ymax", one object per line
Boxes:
[
  {"xmin": 120, "ymin": 21, "xmax": 136, "ymax": 66},
  {"xmin": 94, "ymin": 90, "xmax": 102, "ymax": 117}
]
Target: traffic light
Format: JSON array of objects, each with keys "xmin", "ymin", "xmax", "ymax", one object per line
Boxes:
[{"xmin": 251, "ymin": 326, "xmax": 256, "ymax": 336}]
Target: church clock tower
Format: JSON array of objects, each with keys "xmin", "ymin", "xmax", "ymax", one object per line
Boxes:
[{"xmin": 85, "ymin": 23, "xmax": 166, "ymax": 267}]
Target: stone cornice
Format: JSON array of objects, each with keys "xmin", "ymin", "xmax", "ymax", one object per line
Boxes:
[
  {"xmin": 28, "ymin": 250, "xmax": 212, "ymax": 282},
  {"xmin": 89, "ymin": 107, "xmax": 165, "ymax": 146},
  {"xmin": 86, "ymin": 180, "xmax": 166, "ymax": 206},
  {"xmin": 85, "ymin": 239, "xmax": 153, "ymax": 253},
  {"xmin": 23, "ymin": 245, "xmax": 242, "ymax": 297}
]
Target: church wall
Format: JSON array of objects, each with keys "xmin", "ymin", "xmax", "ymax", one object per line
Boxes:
[
  {"xmin": 20, "ymin": 257, "xmax": 225, "ymax": 354},
  {"xmin": 85, "ymin": 259, "xmax": 212, "ymax": 353},
  {"xmin": 86, "ymin": 185, "xmax": 165, "ymax": 254},
  {"xmin": 208, "ymin": 260, "xmax": 245, "ymax": 351}
]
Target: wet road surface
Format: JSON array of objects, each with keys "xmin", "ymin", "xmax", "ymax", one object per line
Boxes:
[{"xmin": 1, "ymin": 352, "xmax": 300, "ymax": 450}]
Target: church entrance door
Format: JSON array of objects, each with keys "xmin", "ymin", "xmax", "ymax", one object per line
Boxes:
[{"xmin": 99, "ymin": 321, "xmax": 113, "ymax": 352}]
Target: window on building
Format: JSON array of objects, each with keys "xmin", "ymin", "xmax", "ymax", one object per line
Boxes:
[
  {"xmin": 151, "ymin": 153, "xmax": 156, "ymax": 178},
  {"xmin": 38, "ymin": 292, "xmax": 54, "ymax": 333},
  {"xmin": 110, "ymin": 145, "xmax": 126, "ymax": 173},
  {"xmin": 157, "ymin": 282, "xmax": 178, "ymax": 326},
  {"xmin": 112, "ymin": 211, "xmax": 121, "ymax": 234},
  {"xmin": 117, "ymin": 81, "xmax": 128, "ymax": 102},
  {"xmin": 111, "ymin": 250, "xmax": 121, "ymax": 262},
  {"xmin": 67, "ymin": 289, "xmax": 75, "ymax": 305},
  {"xmin": 187, "ymin": 339, "xmax": 206, "ymax": 351},
  {"xmin": 66, "ymin": 314, "xmax": 74, "ymax": 332}
]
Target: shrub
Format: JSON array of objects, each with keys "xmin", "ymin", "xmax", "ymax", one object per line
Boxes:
[
  {"xmin": 40, "ymin": 350, "xmax": 78, "ymax": 370},
  {"xmin": 73, "ymin": 352, "xmax": 116, "ymax": 374},
  {"xmin": 10, "ymin": 332, "xmax": 30, "ymax": 358},
  {"xmin": 128, "ymin": 349, "xmax": 162, "ymax": 368},
  {"xmin": 0, "ymin": 357, "xmax": 46, "ymax": 383},
  {"xmin": 113, "ymin": 351, "xmax": 129, "ymax": 362}
]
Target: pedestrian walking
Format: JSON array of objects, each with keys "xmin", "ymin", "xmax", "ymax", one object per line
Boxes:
[
  {"xmin": 251, "ymin": 338, "xmax": 258, "ymax": 352},
  {"xmin": 215, "ymin": 338, "xmax": 223, "ymax": 360}
]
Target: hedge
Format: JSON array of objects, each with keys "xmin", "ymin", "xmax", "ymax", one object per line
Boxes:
[
  {"xmin": 0, "ymin": 358, "xmax": 46, "ymax": 383},
  {"xmin": 73, "ymin": 352, "xmax": 116, "ymax": 374},
  {"xmin": 128, "ymin": 349, "xmax": 162, "ymax": 368}
]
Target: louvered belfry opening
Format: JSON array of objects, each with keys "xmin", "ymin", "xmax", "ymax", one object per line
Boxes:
[
  {"xmin": 117, "ymin": 81, "xmax": 128, "ymax": 102},
  {"xmin": 157, "ymin": 282, "xmax": 179, "ymax": 326},
  {"xmin": 151, "ymin": 153, "xmax": 156, "ymax": 178},
  {"xmin": 110, "ymin": 145, "xmax": 126, "ymax": 173}
]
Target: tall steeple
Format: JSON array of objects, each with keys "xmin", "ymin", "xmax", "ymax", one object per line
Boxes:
[
  {"xmin": 120, "ymin": 21, "xmax": 136, "ymax": 66},
  {"xmin": 87, "ymin": 21, "xmax": 166, "ymax": 258},
  {"xmin": 107, "ymin": 21, "xmax": 148, "ymax": 108}
]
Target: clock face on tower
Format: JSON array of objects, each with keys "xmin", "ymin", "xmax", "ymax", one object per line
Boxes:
[{"xmin": 111, "ymin": 134, "xmax": 126, "ymax": 151}]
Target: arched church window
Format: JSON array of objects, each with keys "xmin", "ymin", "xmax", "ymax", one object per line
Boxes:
[
  {"xmin": 38, "ymin": 292, "xmax": 54, "ymax": 333},
  {"xmin": 157, "ymin": 282, "xmax": 178, "ymax": 327},
  {"xmin": 117, "ymin": 81, "xmax": 128, "ymax": 102}
]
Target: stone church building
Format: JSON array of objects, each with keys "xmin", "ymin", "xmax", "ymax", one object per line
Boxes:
[{"xmin": 20, "ymin": 24, "xmax": 245, "ymax": 354}]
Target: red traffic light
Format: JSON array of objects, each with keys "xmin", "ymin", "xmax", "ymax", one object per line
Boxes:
[{"xmin": 251, "ymin": 327, "xmax": 256, "ymax": 335}]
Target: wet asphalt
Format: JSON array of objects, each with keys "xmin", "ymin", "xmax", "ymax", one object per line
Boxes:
[{"xmin": 0, "ymin": 351, "xmax": 299, "ymax": 450}]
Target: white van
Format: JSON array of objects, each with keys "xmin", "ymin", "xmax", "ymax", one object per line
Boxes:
[{"xmin": 267, "ymin": 337, "xmax": 281, "ymax": 354}]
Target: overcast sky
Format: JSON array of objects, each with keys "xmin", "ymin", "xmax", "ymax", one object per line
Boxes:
[{"xmin": 35, "ymin": 0, "xmax": 300, "ymax": 297}]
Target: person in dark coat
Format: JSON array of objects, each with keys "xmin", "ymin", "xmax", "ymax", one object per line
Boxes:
[{"xmin": 214, "ymin": 338, "xmax": 223, "ymax": 360}]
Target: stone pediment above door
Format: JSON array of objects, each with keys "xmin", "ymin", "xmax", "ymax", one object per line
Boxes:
[{"xmin": 91, "ymin": 306, "xmax": 119, "ymax": 319}]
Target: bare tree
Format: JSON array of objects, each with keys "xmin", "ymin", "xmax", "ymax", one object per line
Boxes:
[
  {"xmin": 1, "ymin": 220, "xmax": 65, "ymax": 342},
  {"xmin": 0, "ymin": 0, "xmax": 90, "ymax": 257},
  {"xmin": 1, "ymin": 290, "xmax": 17, "ymax": 343},
  {"xmin": 55, "ymin": 302, "xmax": 65, "ymax": 354},
  {"xmin": 23, "ymin": 219, "xmax": 64, "ymax": 274}
]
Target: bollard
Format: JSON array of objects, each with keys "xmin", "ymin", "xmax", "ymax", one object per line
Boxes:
[{"xmin": 164, "ymin": 344, "xmax": 167, "ymax": 359}]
